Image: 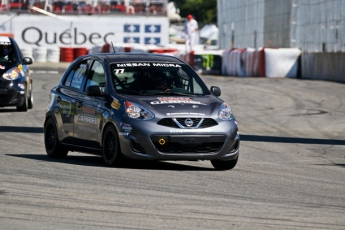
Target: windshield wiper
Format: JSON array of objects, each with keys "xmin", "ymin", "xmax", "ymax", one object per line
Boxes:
[{"xmin": 143, "ymin": 91, "xmax": 192, "ymax": 96}]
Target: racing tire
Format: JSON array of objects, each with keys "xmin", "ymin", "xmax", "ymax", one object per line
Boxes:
[
  {"xmin": 211, "ymin": 156, "xmax": 238, "ymax": 170},
  {"xmin": 28, "ymin": 80, "xmax": 33, "ymax": 109},
  {"xmin": 16, "ymin": 88, "xmax": 28, "ymax": 112},
  {"xmin": 44, "ymin": 118, "xmax": 68, "ymax": 158},
  {"xmin": 102, "ymin": 125, "xmax": 122, "ymax": 167}
]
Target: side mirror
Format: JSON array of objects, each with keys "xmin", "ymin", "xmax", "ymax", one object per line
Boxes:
[
  {"xmin": 210, "ymin": 86, "xmax": 221, "ymax": 97},
  {"xmin": 86, "ymin": 85, "xmax": 104, "ymax": 96},
  {"xmin": 22, "ymin": 57, "xmax": 33, "ymax": 65}
]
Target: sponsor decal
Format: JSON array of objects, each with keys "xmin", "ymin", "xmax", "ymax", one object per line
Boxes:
[
  {"xmin": 78, "ymin": 126, "xmax": 97, "ymax": 133},
  {"xmin": 167, "ymin": 112, "xmax": 205, "ymax": 116},
  {"xmin": 114, "ymin": 69, "xmax": 125, "ymax": 74},
  {"xmin": 77, "ymin": 115, "xmax": 97, "ymax": 124},
  {"xmin": 124, "ymin": 24, "xmax": 140, "ymax": 33},
  {"xmin": 82, "ymin": 106, "xmax": 95, "ymax": 115},
  {"xmin": 151, "ymin": 97, "xmax": 206, "ymax": 105},
  {"xmin": 59, "ymin": 101, "xmax": 71, "ymax": 117},
  {"xmin": 21, "ymin": 27, "xmax": 115, "ymax": 47},
  {"xmin": 123, "ymin": 37, "xmax": 140, "ymax": 43},
  {"xmin": 111, "ymin": 97, "xmax": 121, "ymax": 110},
  {"xmin": 115, "ymin": 63, "xmax": 181, "ymax": 68},
  {"xmin": 0, "ymin": 65, "xmax": 5, "ymax": 69},
  {"xmin": 145, "ymin": 25, "xmax": 161, "ymax": 33},
  {"xmin": 18, "ymin": 64, "xmax": 23, "ymax": 71},
  {"xmin": 144, "ymin": 37, "xmax": 160, "ymax": 45},
  {"xmin": 120, "ymin": 122, "xmax": 132, "ymax": 132},
  {"xmin": 169, "ymin": 129, "xmax": 210, "ymax": 133}
]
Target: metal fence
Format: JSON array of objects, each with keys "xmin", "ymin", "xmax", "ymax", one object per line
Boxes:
[{"xmin": 218, "ymin": 0, "xmax": 345, "ymax": 52}]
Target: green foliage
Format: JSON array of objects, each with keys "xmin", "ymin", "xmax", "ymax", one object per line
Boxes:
[{"xmin": 170, "ymin": 0, "xmax": 217, "ymax": 24}]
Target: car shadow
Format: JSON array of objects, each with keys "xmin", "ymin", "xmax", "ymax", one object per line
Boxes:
[
  {"xmin": 0, "ymin": 126, "xmax": 43, "ymax": 133},
  {"xmin": 6, "ymin": 154, "xmax": 215, "ymax": 171},
  {"xmin": 2, "ymin": 126, "xmax": 345, "ymax": 146},
  {"xmin": 240, "ymin": 134, "xmax": 345, "ymax": 145},
  {"xmin": 0, "ymin": 108, "xmax": 18, "ymax": 113}
]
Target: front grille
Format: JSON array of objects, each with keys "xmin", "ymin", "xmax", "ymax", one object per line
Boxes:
[
  {"xmin": 157, "ymin": 118, "xmax": 218, "ymax": 129},
  {"xmin": 199, "ymin": 118, "xmax": 218, "ymax": 128},
  {"xmin": 157, "ymin": 118, "xmax": 180, "ymax": 128},
  {"xmin": 154, "ymin": 142, "xmax": 224, "ymax": 153},
  {"xmin": 151, "ymin": 135, "xmax": 226, "ymax": 154}
]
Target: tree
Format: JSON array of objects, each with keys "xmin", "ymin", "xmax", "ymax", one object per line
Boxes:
[{"xmin": 170, "ymin": 0, "xmax": 217, "ymax": 24}]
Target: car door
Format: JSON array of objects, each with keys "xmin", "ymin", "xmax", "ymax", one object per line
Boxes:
[
  {"xmin": 57, "ymin": 58, "xmax": 92, "ymax": 145},
  {"xmin": 73, "ymin": 59, "xmax": 107, "ymax": 150}
]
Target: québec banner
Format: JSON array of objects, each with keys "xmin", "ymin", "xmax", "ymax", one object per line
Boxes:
[{"xmin": 0, "ymin": 14, "xmax": 169, "ymax": 49}]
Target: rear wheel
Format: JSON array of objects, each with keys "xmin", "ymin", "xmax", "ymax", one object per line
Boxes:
[
  {"xmin": 102, "ymin": 125, "xmax": 121, "ymax": 167},
  {"xmin": 44, "ymin": 118, "xmax": 68, "ymax": 158},
  {"xmin": 211, "ymin": 156, "xmax": 238, "ymax": 170}
]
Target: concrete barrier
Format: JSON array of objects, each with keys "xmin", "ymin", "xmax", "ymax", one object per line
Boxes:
[{"xmin": 301, "ymin": 53, "xmax": 345, "ymax": 83}]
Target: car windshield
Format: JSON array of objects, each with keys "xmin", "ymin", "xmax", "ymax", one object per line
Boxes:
[
  {"xmin": 110, "ymin": 62, "xmax": 211, "ymax": 96},
  {"xmin": 0, "ymin": 43, "xmax": 16, "ymax": 63}
]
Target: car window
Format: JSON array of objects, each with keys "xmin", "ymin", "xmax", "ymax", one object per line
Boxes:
[
  {"xmin": 0, "ymin": 43, "xmax": 16, "ymax": 63},
  {"xmin": 64, "ymin": 59, "xmax": 91, "ymax": 90},
  {"xmin": 110, "ymin": 62, "xmax": 210, "ymax": 96},
  {"xmin": 85, "ymin": 60, "xmax": 106, "ymax": 93}
]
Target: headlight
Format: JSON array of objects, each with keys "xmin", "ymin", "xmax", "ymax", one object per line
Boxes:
[
  {"xmin": 125, "ymin": 101, "xmax": 154, "ymax": 120},
  {"xmin": 2, "ymin": 67, "xmax": 21, "ymax": 80},
  {"xmin": 218, "ymin": 103, "xmax": 233, "ymax": 120}
]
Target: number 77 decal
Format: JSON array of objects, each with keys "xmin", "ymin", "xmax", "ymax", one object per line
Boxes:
[{"xmin": 114, "ymin": 69, "xmax": 125, "ymax": 74}]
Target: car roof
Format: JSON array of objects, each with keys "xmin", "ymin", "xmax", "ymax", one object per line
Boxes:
[
  {"xmin": 0, "ymin": 36, "xmax": 12, "ymax": 44},
  {"xmin": 83, "ymin": 52, "xmax": 185, "ymax": 64}
]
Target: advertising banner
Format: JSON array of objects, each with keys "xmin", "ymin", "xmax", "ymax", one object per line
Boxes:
[{"xmin": 0, "ymin": 14, "xmax": 169, "ymax": 49}]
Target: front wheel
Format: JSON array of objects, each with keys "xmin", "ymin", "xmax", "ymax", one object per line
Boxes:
[
  {"xmin": 102, "ymin": 125, "xmax": 122, "ymax": 167},
  {"xmin": 16, "ymin": 88, "xmax": 28, "ymax": 112},
  {"xmin": 28, "ymin": 80, "xmax": 33, "ymax": 109},
  {"xmin": 44, "ymin": 118, "xmax": 68, "ymax": 158},
  {"xmin": 211, "ymin": 156, "xmax": 238, "ymax": 170}
]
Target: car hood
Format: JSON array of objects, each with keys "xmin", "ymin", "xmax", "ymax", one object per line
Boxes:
[{"xmin": 122, "ymin": 95, "xmax": 223, "ymax": 117}]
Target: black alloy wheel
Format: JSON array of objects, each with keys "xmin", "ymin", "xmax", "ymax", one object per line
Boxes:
[
  {"xmin": 102, "ymin": 125, "xmax": 121, "ymax": 167},
  {"xmin": 44, "ymin": 118, "xmax": 68, "ymax": 158}
]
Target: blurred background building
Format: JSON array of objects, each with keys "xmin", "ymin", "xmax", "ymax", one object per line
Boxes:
[{"xmin": 218, "ymin": 0, "xmax": 345, "ymax": 52}]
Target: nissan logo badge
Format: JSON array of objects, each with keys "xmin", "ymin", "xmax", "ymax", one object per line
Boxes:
[{"xmin": 184, "ymin": 118, "xmax": 193, "ymax": 127}]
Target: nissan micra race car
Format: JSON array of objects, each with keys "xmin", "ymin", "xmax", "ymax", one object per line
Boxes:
[
  {"xmin": 44, "ymin": 53, "xmax": 239, "ymax": 170},
  {"xmin": 0, "ymin": 36, "xmax": 33, "ymax": 111}
]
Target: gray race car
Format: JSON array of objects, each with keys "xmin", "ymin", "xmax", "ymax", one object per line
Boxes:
[{"xmin": 44, "ymin": 53, "xmax": 239, "ymax": 170}]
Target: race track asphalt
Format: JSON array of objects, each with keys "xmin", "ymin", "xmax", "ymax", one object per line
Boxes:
[{"xmin": 0, "ymin": 63, "xmax": 344, "ymax": 230}]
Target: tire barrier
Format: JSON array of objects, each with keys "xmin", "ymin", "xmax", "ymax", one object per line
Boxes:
[
  {"xmin": 60, "ymin": 47, "xmax": 74, "ymax": 62},
  {"xmin": 47, "ymin": 47, "xmax": 60, "ymax": 63},
  {"xmin": 74, "ymin": 47, "xmax": 88, "ymax": 59},
  {"xmin": 89, "ymin": 45, "xmax": 102, "ymax": 54},
  {"xmin": 25, "ymin": 43, "xmax": 302, "ymax": 78},
  {"xmin": 221, "ymin": 47, "xmax": 300, "ymax": 77},
  {"xmin": 265, "ymin": 48, "xmax": 301, "ymax": 78},
  {"xmin": 33, "ymin": 47, "xmax": 47, "ymax": 63},
  {"xmin": 101, "ymin": 43, "xmax": 111, "ymax": 53},
  {"xmin": 21, "ymin": 47, "xmax": 33, "ymax": 60}
]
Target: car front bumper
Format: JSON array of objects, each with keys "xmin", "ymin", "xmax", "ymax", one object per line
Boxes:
[
  {"xmin": 0, "ymin": 81, "xmax": 25, "ymax": 107},
  {"xmin": 117, "ymin": 117, "xmax": 240, "ymax": 161}
]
